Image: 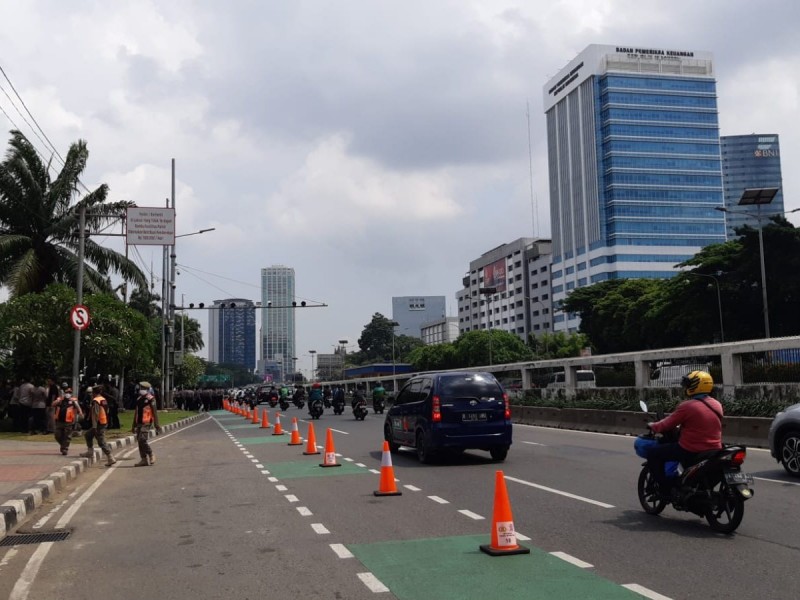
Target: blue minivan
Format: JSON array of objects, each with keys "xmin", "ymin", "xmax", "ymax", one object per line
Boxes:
[{"xmin": 383, "ymin": 372, "xmax": 512, "ymax": 463}]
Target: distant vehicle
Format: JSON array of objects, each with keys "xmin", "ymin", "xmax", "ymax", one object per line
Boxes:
[
  {"xmin": 767, "ymin": 402, "xmax": 800, "ymax": 477},
  {"xmin": 546, "ymin": 370, "xmax": 596, "ymax": 389},
  {"xmin": 384, "ymin": 372, "xmax": 512, "ymax": 463},
  {"xmin": 649, "ymin": 363, "xmax": 711, "ymax": 387}
]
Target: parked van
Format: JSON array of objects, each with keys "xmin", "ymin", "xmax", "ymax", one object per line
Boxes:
[{"xmin": 546, "ymin": 370, "xmax": 596, "ymax": 389}]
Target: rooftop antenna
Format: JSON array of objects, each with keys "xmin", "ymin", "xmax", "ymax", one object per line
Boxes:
[{"xmin": 527, "ymin": 100, "xmax": 539, "ymax": 238}]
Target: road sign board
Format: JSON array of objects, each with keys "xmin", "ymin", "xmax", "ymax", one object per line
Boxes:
[
  {"xmin": 126, "ymin": 207, "xmax": 176, "ymax": 246},
  {"xmin": 70, "ymin": 305, "xmax": 91, "ymax": 330}
]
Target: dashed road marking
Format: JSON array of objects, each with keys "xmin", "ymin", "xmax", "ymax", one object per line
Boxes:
[
  {"xmin": 285, "ymin": 494, "xmax": 299, "ymax": 503},
  {"xmin": 622, "ymin": 583, "xmax": 673, "ymax": 600},
  {"xmin": 330, "ymin": 429, "xmax": 349, "ymax": 435},
  {"xmin": 311, "ymin": 523, "xmax": 330, "ymax": 534},
  {"xmin": 551, "ymin": 551, "xmax": 593, "ymax": 568},
  {"xmin": 344, "ymin": 458, "xmax": 354, "ymax": 462},
  {"xmin": 297, "ymin": 507, "xmax": 313, "ymax": 516},
  {"xmin": 427, "ymin": 495, "xmax": 449, "ymax": 504},
  {"xmin": 358, "ymin": 572, "xmax": 389, "ymax": 593},
  {"xmin": 276, "ymin": 484, "xmax": 288, "ymax": 492},
  {"xmin": 369, "ymin": 469, "xmax": 380, "ymax": 474},
  {"xmin": 403, "ymin": 485, "xmax": 421, "ymax": 492},
  {"xmin": 330, "ymin": 543, "xmax": 353, "ymax": 559},
  {"xmin": 255, "ymin": 463, "xmax": 264, "ymax": 469},
  {"xmin": 458, "ymin": 510, "xmax": 484, "ymax": 520},
  {"xmin": 505, "ymin": 475, "xmax": 614, "ymax": 509},
  {"xmin": 355, "ymin": 463, "xmax": 367, "ymax": 468},
  {"xmin": 268, "ymin": 477, "xmax": 279, "ymax": 482},
  {"xmin": 260, "ymin": 469, "xmax": 270, "ymax": 475}
]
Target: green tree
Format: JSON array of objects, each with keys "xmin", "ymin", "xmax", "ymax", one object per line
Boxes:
[
  {"xmin": 529, "ymin": 331, "xmax": 591, "ymax": 359},
  {"xmin": 176, "ymin": 313, "xmax": 204, "ymax": 353},
  {"xmin": 453, "ymin": 330, "xmax": 533, "ymax": 367},
  {"xmin": 407, "ymin": 343, "xmax": 458, "ymax": 371},
  {"xmin": 175, "ymin": 353, "xmax": 205, "ymax": 388},
  {"xmin": 357, "ymin": 313, "xmax": 396, "ymax": 362},
  {"xmin": 0, "ymin": 130, "xmax": 146, "ymax": 296}
]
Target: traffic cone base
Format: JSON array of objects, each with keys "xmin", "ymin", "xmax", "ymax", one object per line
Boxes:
[
  {"xmin": 374, "ymin": 440, "xmax": 402, "ymax": 496},
  {"xmin": 319, "ymin": 428, "xmax": 341, "ymax": 467},
  {"xmin": 479, "ymin": 470, "xmax": 529, "ymax": 557},
  {"xmin": 303, "ymin": 423, "xmax": 320, "ymax": 455}
]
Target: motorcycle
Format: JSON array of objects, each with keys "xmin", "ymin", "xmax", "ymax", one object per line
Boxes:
[
  {"xmin": 292, "ymin": 392, "xmax": 305, "ymax": 410},
  {"xmin": 322, "ymin": 391, "xmax": 332, "ymax": 409},
  {"xmin": 353, "ymin": 397, "xmax": 368, "ymax": 421},
  {"xmin": 372, "ymin": 396, "xmax": 385, "ymax": 414},
  {"xmin": 635, "ymin": 401, "xmax": 754, "ymax": 534},
  {"xmin": 268, "ymin": 393, "xmax": 279, "ymax": 408},
  {"xmin": 279, "ymin": 397, "xmax": 290, "ymax": 411},
  {"xmin": 332, "ymin": 396, "xmax": 345, "ymax": 415},
  {"xmin": 308, "ymin": 397, "xmax": 324, "ymax": 420}
]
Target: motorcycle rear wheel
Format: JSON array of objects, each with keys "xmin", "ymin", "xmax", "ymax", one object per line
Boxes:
[
  {"xmin": 705, "ymin": 480, "xmax": 744, "ymax": 534},
  {"xmin": 637, "ymin": 466, "xmax": 667, "ymax": 515}
]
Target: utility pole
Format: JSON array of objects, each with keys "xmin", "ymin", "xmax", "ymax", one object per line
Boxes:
[
  {"xmin": 71, "ymin": 204, "xmax": 86, "ymax": 392},
  {"xmin": 168, "ymin": 158, "xmax": 177, "ymax": 407}
]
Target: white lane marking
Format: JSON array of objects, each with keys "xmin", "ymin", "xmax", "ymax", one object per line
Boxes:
[
  {"xmin": 458, "ymin": 510, "xmax": 484, "ymax": 520},
  {"xmin": 275, "ymin": 485, "xmax": 288, "ymax": 492},
  {"xmin": 0, "ymin": 547, "xmax": 19, "ymax": 570},
  {"xmin": 516, "ymin": 532, "xmax": 531, "ymax": 541},
  {"xmin": 285, "ymin": 495, "xmax": 299, "ymax": 503},
  {"xmin": 550, "ymin": 551, "xmax": 593, "ymax": 568},
  {"xmin": 355, "ymin": 463, "xmax": 367, "ymax": 468},
  {"xmin": 311, "ymin": 523, "xmax": 330, "ymax": 534},
  {"xmin": 297, "ymin": 507, "xmax": 313, "ymax": 516},
  {"xmin": 403, "ymin": 485, "xmax": 421, "ymax": 492},
  {"xmin": 255, "ymin": 463, "xmax": 264, "ymax": 469},
  {"xmin": 8, "ymin": 543, "xmax": 53, "ymax": 600},
  {"xmin": 330, "ymin": 543, "xmax": 353, "ymax": 559},
  {"xmin": 268, "ymin": 477, "xmax": 279, "ymax": 482},
  {"xmin": 369, "ymin": 469, "xmax": 380, "ymax": 474},
  {"xmin": 358, "ymin": 572, "xmax": 389, "ymax": 593},
  {"xmin": 427, "ymin": 495, "xmax": 449, "ymax": 504},
  {"xmin": 622, "ymin": 583, "xmax": 673, "ymax": 600},
  {"xmin": 504, "ymin": 475, "xmax": 615, "ymax": 509},
  {"xmin": 754, "ymin": 476, "xmax": 800, "ymax": 487},
  {"xmin": 344, "ymin": 458, "xmax": 354, "ymax": 462},
  {"xmin": 250, "ymin": 459, "xmax": 259, "ymax": 463},
  {"xmin": 330, "ymin": 428, "xmax": 349, "ymax": 435},
  {"xmin": 32, "ymin": 491, "xmax": 77, "ymax": 529},
  {"xmin": 260, "ymin": 469, "xmax": 271, "ymax": 475},
  {"xmin": 522, "ymin": 441, "xmax": 547, "ymax": 446}
]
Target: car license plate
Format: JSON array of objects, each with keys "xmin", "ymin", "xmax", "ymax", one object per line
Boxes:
[
  {"xmin": 462, "ymin": 412, "xmax": 487, "ymax": 422},
  {"xmin": 725, "ymin": 472, "xmax": 754, "ymax": 485}
]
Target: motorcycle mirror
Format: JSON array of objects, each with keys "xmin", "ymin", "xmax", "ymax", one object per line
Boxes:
[{"xmin": 639, "ymin": 401, "xmax": 649, "ymax": 413}]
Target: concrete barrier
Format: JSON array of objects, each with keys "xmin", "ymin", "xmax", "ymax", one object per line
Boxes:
[{"xmin": 511, "ymin": 405, "xmax": 771, "ymax": 448}]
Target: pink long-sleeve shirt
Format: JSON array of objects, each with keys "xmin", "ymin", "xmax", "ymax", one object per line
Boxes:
[{"xmin": 649, "ymin": 397, "xmax": 723, "ymax": 453}]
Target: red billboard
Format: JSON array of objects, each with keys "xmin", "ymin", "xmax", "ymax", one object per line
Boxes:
[{"xmin": 482, "ymin": 258, "xmax": 507, "ymax": 293}]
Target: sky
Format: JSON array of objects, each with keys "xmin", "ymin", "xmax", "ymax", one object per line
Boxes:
[{"xmin": 1, "ymin": 1, "xmax": 799, "ymax": 377}]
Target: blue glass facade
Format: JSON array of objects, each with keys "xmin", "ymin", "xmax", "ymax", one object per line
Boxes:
[
  {"xmin": 261, "ymin": 266, "xmax": 296, "ymax": 382},
  {"xmin": 209, "ymin": 299, "xmax": 256, "ymax": 369},
  {"xmin": 543, "ymin": 45, "xmax": 726, "ymax": 331},
  {"xmin": 720, "ymin": 134, "xmax": 784, "ymax": 239}
]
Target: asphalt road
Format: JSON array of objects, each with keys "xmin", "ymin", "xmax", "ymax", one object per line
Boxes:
[{"xmin": 2, "ymin": 408, "xmax": 798, "ymax": 600}]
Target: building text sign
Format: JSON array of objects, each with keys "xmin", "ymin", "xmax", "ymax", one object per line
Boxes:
[{"xmin": 126, "ymin": 207, "xmax": 176, "ymax": 245}]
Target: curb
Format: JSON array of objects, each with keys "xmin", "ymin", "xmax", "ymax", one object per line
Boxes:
[{"xmin": 0, "ymin": 413, "xmax": 208, "ymax": 540}]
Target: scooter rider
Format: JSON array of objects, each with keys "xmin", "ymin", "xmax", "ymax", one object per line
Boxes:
[
  {"xmin": 647, "ymin": 370, "xmax": 723, "ymax": 499},
  {"xmin": 352, "ymin": 384, "xmax": 366, "ymax": 410},
  {"xmin": 269, "ymin": 385, "xmax": 280, "ymax": 406},
  {"xmin": 372, "ymin": 381, "xmax": 386, "ymax": 411},
  {"xmin": 332, "ymin": 386, "xmax": 345, "ymax": 413},
  {"xmin": 308, "ymin": 382, "xmax": 324, "ymax": 417}
]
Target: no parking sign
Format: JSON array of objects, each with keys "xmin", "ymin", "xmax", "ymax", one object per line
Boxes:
[{"xmin": 70, "ymin": 304, "xmax": 91, "ymax": 330}]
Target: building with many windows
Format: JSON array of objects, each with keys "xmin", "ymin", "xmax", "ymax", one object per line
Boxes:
[
  {"xmin": 456, "ymin": 238, "xmax": 552, "ymax": 342},
  {"xmin": 260, "ymin": 266, "xmax": 296, "ymax": 382},
  {"xmin": 391, "ymin": 296, "xmax": 447, "ymax": 338},
  {"xmin": 720, "ymin": 134, "xmax": 785, "ymax": 239},
  {"xmin": 420, "ymin": 317, "xmax": 460, "ymax": 345},
  {"xmin": 543, "ymin": 44, "xmax": 726, "ymax": 331},
  {"xmin": 208, "ymin": 299, "xmax": 256, "ymax": 369}
]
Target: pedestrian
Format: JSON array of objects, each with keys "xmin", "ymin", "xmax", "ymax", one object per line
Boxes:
[
  {"xmin": 52, "ymin": 387, "xmax": 83, "ymax": 455},
  {"xmin": 15, "ymin": 377, "xmax": 34, "ymax": 433},
  {"xmin": 29, "ymin": 379, "xmax": 47, "ymax": 434},
  {"xmin": 105, "ymin": 377, "xmax": 121, "ymax": 429},
  {"xmin": 45, "ymin": 376, "xmax": 60, "ymax": 434},
  {"xmin": 131, "ymin": 382, "xmax": 160, "ymax": 466},
  {"xmin": 79, "ymin": 384, "xmax": 117, "ymax": 466}
]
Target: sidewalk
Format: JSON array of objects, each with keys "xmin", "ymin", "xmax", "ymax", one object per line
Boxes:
[{"xmin": 0, "ymin": 414, "xmax": 207, "ymax": 540}]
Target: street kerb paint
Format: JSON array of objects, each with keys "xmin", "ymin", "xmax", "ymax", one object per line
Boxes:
[
  {"xmin": 479, "ymin": 470, "xmax": 529, "ymax": 557},
  {"xmin": 319, "ymin": 428, "xmax": 341, "ymax": 467},
  {"xmin": 272, "ymin": 414, "xmax": 285, "ymax": 435},
  {"xmin": 303, "ymin": 422, "xmax": 320, "ymax": 455},
  {"xmin": 374, "ymin": 441, "xmax": 401, "ymax": 496},
  {"xmin": 288, "ymin": 417, "xmax": 303, "ymax": 446}
]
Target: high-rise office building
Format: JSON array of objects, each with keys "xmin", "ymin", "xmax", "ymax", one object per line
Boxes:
[
  {"xmin": 208, "ymin": 298, "xmax": 256, "ymax": 369},
  {"xmin": 391, "ymin": 296, "xmax": 446, "ymax": 339},
  {"xmin": 260, "ymin": 266, "xmax": 296, "ymax": 382},
  {"xmin": 543, "ymin": 44, "xmax": 726, "ymax": 331},
  {"xmin": 720, "ymin": 134, "xmax": 785, "ymax": 239}
]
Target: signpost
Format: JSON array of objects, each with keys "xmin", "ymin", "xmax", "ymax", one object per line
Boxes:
[
  {"xmin": 70, "ymin": 305, "xmax": 91, "ymax": 330},
  {"xmin": 126, "ymin": 207, "xmax": 176, "ymax": 246}
]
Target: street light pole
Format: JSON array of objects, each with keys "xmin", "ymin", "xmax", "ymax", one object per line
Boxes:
[
  {"xmin": 389, "ymin": 322, "xmax": 399, "ymax": 379},
  {"xmin": 338, "ymin": 339, "xmax": 348, "ymax": 380},
  {"xmin": 479, "ymin": 287, "xmax": 497, "ymax": 366},
  {"xmin": 309, "ymin": 350, "xmax": 316, "ymax": 382}
]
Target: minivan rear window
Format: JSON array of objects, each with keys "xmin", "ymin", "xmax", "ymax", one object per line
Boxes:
[{"xmin": 439, "ymin": 374, "xmax": 502, "ymax": 399}]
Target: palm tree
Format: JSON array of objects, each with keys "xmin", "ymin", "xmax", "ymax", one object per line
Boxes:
[{"xmin": 0, "ymin": 130, "xmax": 146, "ymax": 296}]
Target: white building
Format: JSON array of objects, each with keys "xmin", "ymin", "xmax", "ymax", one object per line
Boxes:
[{"xmin": 420, "ymin": 317, "xmax": 460, "ymax": 345}]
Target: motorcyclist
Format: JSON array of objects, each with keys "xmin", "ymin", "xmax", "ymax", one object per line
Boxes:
[
  {"xmin": 352, "ymin": 384, "xmax": 366, "ymax": 410},
  {"xmin": 308, "ymin": 382, "xmax": 323, "ymax": 416},
  {"xmin": 372, "ymin": 381, "xmax": 386, "ymax": 411},
  {"xmin": 647, "ymin": 370, "xmax": 723, "ymax": 498},
  {"xmin": 332, "ymin": 386, "xmax": 345, "ymax": 413},
  {"xmin": 292, "ymin": 384, "xmax": 306, "ymax": 406},
  {"xmin": 279, "ymin": 383, "xmax": 289, "ymax": 402},
  {"xmin": 268, "ymin": 385, "xmax": 280, "ymax": 406},
  {"xmin": 322, "ymin": 385, "xmax": 333, "ymax": 408}
]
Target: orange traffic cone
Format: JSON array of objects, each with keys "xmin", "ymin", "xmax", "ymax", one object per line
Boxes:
[
  {"xmin": 303, "ymin": 423, "xmax": 320, "ymax": 455},
  {"xmin": 260, "ymin": 409, "xmax": 271, "ymax": 429},
  {"xmin": 479, "ymin": 471, "xmax": 530, "ymax": 556},
  {"xmin": 288, "ymin": 417, "xmax": 303, "ymax": 446},
  {"xmin": 374, "ymin": 441, "xmax": 402, "ymax": 496},
  {"xmin": 252, "ymin": 407, "xmax": 260, "ymax": 425},
  {"xmin": 272, "ymin": 414, "xmax": 285, "ymax": 436},
  {"xmin": 319, "ymin": 428, "xmax": 341, "ymax": 467}
]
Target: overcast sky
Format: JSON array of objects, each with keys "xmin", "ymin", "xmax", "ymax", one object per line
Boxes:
[{"xmin": 1, "ymin": 1, "xmax": 798, "ymax": 377}]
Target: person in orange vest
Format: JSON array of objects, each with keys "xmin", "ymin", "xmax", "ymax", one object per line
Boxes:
[
  {"xmin": 52, "ymin": 387, "xmax": 83, "ymax": 455},
  {"xmin": 79, "ymin": 384, "xmax": 117, "ymax": 466},
  {"xmin": 132, "ymin": 381, "xmax": 161, "ymax": 466}
]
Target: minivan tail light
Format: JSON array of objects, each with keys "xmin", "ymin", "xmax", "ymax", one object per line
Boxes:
[
  {"xmin": 503, "ymin": 393, "xmax": 510, "ymax": 419},
  {"xmin": 432, "ymin": 395, "xmax": 441, "ymax": 422},
  {"xmin": 731, "ymin": 449, "xmax": 746, "ymax": 466}
]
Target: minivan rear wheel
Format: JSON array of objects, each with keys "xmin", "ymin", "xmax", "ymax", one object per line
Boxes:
[
  {"xmin": 490, "ymin": 447, "xmax": 508, "ymax": 462},
  {"xmin": 416, "ymin": 431, "xmax": 434, "ymax": 464},
  {"xmin": 385, "ymin": 425, "xmax": 399, "ymax": 453},
  {"xmin": 780, "ymin": 430, "xmax": 800, "ymax": 477}
]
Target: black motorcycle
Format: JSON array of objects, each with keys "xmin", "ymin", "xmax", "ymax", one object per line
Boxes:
[
  {"xmin": 292, "ymin": 389, "xmax": 306, "ymax": 409},
  {"xmin": 268, "ymin": 393, "xmax": 279, "ymax": 408},
  {"xmin": 309, "ymin": 397, "xmax": 324, "ymax": 420},
  {"xmin": 322, "ymin": 391, "xmax": 332, "ymax": 409},
  {"xmin": 353, "ymin": 397, "xmax": 368, "ymax": 421},
  {"xmin": 332, "ymin": 396, "xmax": 345, "ymax": 415},
  {"xmin": 635, "ymin": 401, "xmax": 754, "ymax": 534},
  {"xmin": 279, "ymin": 397, "xmax": 290, "ymax": 411},
  {"xmin": 372, "ymin": 396, "xmax": 385, "ymax": 414}
]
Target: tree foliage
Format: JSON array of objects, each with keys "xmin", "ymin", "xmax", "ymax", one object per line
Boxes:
[
  {"xmin": 0, "ymin": 131, "xmax": 147, "ymax": 296},
  {"xmin": 354, "ymin": 313, "xmax": 423, "ymax": 364},
  {"xmin": 406, "ymin": 330, "xmax": 533, "ymax": 372}
]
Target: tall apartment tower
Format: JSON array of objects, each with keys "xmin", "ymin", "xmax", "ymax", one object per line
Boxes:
[
  {"xmin": 207, "ymin": 298, "xmax": 256, "ymax": 369},
  {"xmin": 720, "ymin": 134, "xmax": 785, "ymax": 239},
  {"xmin": 260, "ymin": 266, "xmax": 296, "ymax": 382},
  {"xmin": 543, "ymin": 44, "xmax": 726, "ymax": 332}
]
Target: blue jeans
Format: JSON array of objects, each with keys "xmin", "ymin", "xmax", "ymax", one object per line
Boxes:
[{"xmin": 647, "ymin": 442, "xmax": 696, "ymax": 493}]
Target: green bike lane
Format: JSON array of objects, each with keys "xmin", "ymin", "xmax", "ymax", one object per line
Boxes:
[{"xmin": 214, "ymin": 410, "xmax": 652, "ymax": 600}]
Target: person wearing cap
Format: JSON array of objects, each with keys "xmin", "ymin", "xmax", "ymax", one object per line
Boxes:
[
  {"xmin": 52, "ymin": 387, "xmax": 83, "ymax": 455},
  {"xmin": 80, "ymin": 383, "xmax": 117, "ymax": 466},
  {"xmin": 132, "ymin": 381, "xmax": 161, "ymax": 466}
]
